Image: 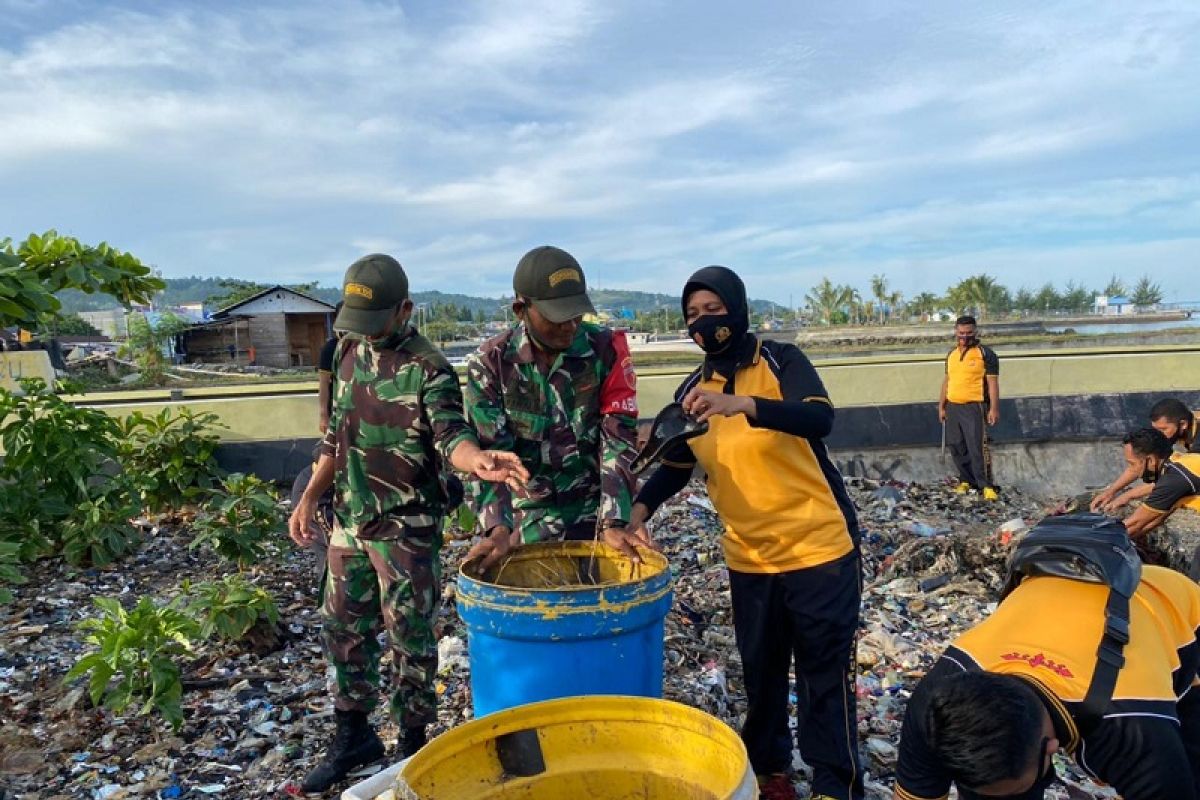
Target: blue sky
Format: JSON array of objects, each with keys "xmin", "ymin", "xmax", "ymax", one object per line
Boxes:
[{"xmin": 2, "ymin": 0, "xmax": 1198, "ymax": 303}]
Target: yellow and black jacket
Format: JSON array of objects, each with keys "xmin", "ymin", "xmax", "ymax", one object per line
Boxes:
[
  {"xmin": 1145, "ymin": 452, "xmax": 1200, "ymax": 515},
  {"xmin": 944, "ymin": 343, "xmax": 999, "ymax": 405},
  {"xmin": 894, "ymin": 565, "xmax": 1200, "ymax": 800},
  {"xmin": 635, "ymin": 335, "xmax": 858, "ymax": 573}
]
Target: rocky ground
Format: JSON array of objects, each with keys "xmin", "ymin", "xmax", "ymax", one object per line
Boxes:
[{"xmin": 1, "ymin": 479, "xmax": 1186, "ymax": 799}]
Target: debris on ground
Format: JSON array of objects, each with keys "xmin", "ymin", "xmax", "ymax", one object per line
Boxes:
[{"xmin": 0, "ymin": 478, "xmax": 1159, "ymax": 798}]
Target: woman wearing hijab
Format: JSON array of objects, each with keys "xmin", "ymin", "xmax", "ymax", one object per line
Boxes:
[{"xmin": 608, "ymin": 266, "xmax": 863, "ymax": 800}]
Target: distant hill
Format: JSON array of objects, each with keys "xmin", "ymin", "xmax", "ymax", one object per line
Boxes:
[{"xmin": 57, "ymin": 278, "xmax": 777, "ymax": 316}]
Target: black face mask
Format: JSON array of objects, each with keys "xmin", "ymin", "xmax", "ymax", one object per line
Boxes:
[
  {"xmin": 688, "ymin": 313, "xmax": 738, "ymax": 354},
  {"xmin": 1141, "ymin": 459, "xmax": 1161, "ymax": 484}
]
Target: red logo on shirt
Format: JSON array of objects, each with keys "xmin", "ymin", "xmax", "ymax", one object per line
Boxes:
[
  {"xmin": 600, "ymin": 331, "xmax": 637, "ymax": 416},
  {"xmin": 1000, "ymin": 651, "xmax": 1074, "ymax": 678}
]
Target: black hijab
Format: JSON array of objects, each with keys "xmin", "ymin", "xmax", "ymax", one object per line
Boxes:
[{"xmin": 682, "ymin": 265, "xmax": 753, "ymax": 377}]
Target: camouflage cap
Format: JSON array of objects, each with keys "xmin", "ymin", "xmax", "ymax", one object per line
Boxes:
[
  {"xmin": 334, "ymin": 254, "xmax": 409, "ymax": 335},
  {"xmin": 513, "ymin": 246, "xmax": 596, "ymax": 323}
]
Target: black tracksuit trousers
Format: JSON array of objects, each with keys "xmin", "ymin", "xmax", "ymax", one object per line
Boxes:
[
  {"xmin": 945, "ymin": 401, "xmax": 993, "ymax": 489},
  {"xmin": 729, "ymin": 550, "xmax": 864, "ymax": 800}
]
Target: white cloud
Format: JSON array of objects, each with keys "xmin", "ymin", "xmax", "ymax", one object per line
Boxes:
[{"xmin": 0, "ymin": 0, "xmax": 1198, "ymax": 301}]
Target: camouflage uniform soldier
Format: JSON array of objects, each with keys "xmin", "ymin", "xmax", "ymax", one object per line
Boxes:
[
  {"xmin": 288, "ymin": 254, "xmax": 526, "ymax": 794},
  {"xmin": 465, "ymin": 246, "xmax": 639, "ymax": 570}
]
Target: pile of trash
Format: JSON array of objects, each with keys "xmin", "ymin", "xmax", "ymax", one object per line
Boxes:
[{"xmin": 0, "ymin": 478, "xmax": 1153, "ymax": 798}]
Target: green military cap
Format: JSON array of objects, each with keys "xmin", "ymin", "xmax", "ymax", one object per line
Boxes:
[
  {"xmin": 334, "ymin": 254, "xmax": 409, "ymax": 335},
  {"xmin": 513, "ymin": 246, "xmax": 596, "ymax": 323}
]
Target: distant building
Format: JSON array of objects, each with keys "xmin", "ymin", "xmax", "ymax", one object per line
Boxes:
[
  {"xmin": 1094, "ymin": 295, "xmax": 1134, "ymax": 316},
  {"xmin": 79, "ymin": 309, "xmax": 129, "ymax": 339},
  {"xmin": 184, "ymin": 286, "xmax": 335, "ymax": 367}
]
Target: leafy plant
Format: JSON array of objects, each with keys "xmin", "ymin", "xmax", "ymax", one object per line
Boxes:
[
  {"xmin": 190, "ymin": 473, "xmax": 283, "ymax": 568},
  {"xmin": 60, "ymin": 480, "xmax": 142, "ymax": 568},
  {"xmin": 0, "ymin": 481, "xmax": 62, "ymax": 561},
  {"xmin": 450, "ymin": 502, "xmax": 478, "ymax": 534},
  {"xmin": 0, "ymin": 230, "xmax": 163, "ymax": 331},
  {"xmin": 120, "ymin": 408, "xmax": 224, "ymax": 512},
  {"xmin": 186, "ymin": 575, "xmax": 280, "ymax": 642},
  {"xmin": 0, "ymin": 541, "xmax": 26, "ymax": 604},
  {"xmin": 66, "ymin": 596, "xmax": 199, "ymax": 731},
  {"xmin": 119, "ymin": 311, "xmax": 190, "ymax": 385},
  {"xmin": 0, "ymin": 379, "xmax": 123, "ymax": 557}
]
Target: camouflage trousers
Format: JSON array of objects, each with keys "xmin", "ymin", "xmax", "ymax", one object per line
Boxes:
[{"xmin": 320, "ymin": 522, "xmax": 441, "ymax": 729}]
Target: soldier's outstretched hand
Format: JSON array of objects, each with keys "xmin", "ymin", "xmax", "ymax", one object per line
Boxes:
[
  {"xmin": 468, "ymin": 449, "xmax": 529, "ymax": 489},
  {"xmin": 450, "ymin": 441, "xmax": 530, "ymax": 489}
]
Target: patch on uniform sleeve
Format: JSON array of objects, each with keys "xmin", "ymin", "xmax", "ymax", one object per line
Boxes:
[{"xmin": 600, "ymin": 330, "xmax": 637, "ymax": 416}]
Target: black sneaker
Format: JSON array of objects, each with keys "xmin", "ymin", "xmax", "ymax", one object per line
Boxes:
[{"xmin": 301, "ymin": 709, "xmax": 386, "ymax": 794}]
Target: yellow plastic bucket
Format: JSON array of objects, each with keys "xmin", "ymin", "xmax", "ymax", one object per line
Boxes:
[{"xmin": 393, "ymin": 695, "xmax": 756, "ymax": 800}]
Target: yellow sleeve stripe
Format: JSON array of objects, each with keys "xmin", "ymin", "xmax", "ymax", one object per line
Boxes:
[
  {"xmin": 894, "ymin": 785, "xmax": 948, "ymax": 800},
  {"xmin": 659, "ymin": 459, "xmax": 696, "ymax": 469},
  {"xmin": 1143, "ymin": 504, "xmax": 1171, "ymax": 515},
  {"xmin": 803, "ymin": 396, "xmax": 833, "ymax": 406}
]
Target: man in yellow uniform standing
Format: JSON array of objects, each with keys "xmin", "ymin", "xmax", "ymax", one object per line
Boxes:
[{"xmin": 938, "ymin": 315, "xmax": 1000, "ymax": 500}]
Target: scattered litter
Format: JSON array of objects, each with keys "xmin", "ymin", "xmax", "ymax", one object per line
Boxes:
[{"xmin": 0, "ymin": 478, "xmax": 1139, "ymax": 798}]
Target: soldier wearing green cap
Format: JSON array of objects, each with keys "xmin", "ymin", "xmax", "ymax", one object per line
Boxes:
[
  {"xmin": 288, "ymin": 253, "xmax": 527, "ymax": 793},
  {"xmin": 464, "ymin": 245, "xmax": 640, "ymax": 570}
]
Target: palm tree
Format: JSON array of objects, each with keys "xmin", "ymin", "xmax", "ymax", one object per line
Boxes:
[
  {"xmin": 908, "ymin": 292, "xmax": 941, "ymax": 321},
  {"xmin": 870, "ymin": 274, "xmax": 889, "ymax": 324},
  {"xmin": 847, "ymin": 288, "xmax": 864, "ymax": 325},
  {"xmin": 946, "ymin": 274, "xmax": 1007, "ymax": 319},
  {"xmin": 804, "ymin": 279, "xmax": 848, "ymax": 326}
]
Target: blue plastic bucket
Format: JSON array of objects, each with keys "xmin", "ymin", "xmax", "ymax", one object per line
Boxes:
[{"xmin": 457, "ymin": 541, "xmax": 673, "ymax": 717}]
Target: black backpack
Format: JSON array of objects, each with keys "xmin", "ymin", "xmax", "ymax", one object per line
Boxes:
[{"xmin": 999, "ymin": 513, "xmax": 1142, "ymax": 731}]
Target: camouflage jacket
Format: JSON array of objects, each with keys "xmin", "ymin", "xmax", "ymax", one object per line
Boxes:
[
  {"xmin": 464, "ymin": 321, "xmax": 638, "ymax": 543},
  {"xmin": 319, "ymin": 327, "xmax": 475, "ymax": 539}
]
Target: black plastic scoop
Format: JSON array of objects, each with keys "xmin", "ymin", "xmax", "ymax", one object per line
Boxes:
[{"xmin": 631, "ymin": 402, "xmax": 709, "ymax": 474}]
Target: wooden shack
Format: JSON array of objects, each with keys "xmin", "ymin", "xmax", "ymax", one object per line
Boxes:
[{"xmin": 187, "ymin": 287, "xmax": 336, "ymax": 368}]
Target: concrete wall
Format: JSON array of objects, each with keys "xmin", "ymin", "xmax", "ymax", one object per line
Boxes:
[{"xmin": 67, "ymin": 346, "xmax": 1200, "ymax": 495}]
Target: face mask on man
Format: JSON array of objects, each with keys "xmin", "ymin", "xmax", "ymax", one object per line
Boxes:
[
  {"xmin": 1141, "ymin": 458, "xmax": 1161, "ymax": 484},
  {"xmin": 688, "ymin": 313, "xmax": 738, "ymax": 354}
]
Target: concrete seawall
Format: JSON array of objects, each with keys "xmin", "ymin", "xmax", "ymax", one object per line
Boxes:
[{"xmin": 65, "ymin": 345, "xmax": 1200, "ymax": 497}]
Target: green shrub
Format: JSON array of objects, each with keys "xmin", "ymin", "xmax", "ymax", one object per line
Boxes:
[
  {"xmin": 60, "ymin": 480, "xmax": 142, "ymax": 567},
  {"xmin": 186, "ymin": 575, "xmax": 280, "ymax": 642},
  {"xmin": 0, "ymin": 541, "xmax": 25, "ymax": 604},
  {"xmin": 0, "ymin": 379, "xmax": 123, "ymax": 558},
  {"xmin": 66, "ymin": 596, "xmax": 199, "ymax": 731},
  {"xmin": 0, "ymin": 481, "xmax": 61, "ymax": 561},
  {"xmin": 120, "ymin": 408, "xmax": 224, "ymax": 513},
  {"xmin": 190, "ymin": 473, "xmax": 283, "ymax": 568}
]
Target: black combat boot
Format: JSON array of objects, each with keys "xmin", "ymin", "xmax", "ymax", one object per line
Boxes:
[
  {"xmin": 398, "ymin": 725, "xmax": 427, "ymax": 759},
  {"xmin": 301, "ymin": 709, "xmax": 385, "ymax": 794}
]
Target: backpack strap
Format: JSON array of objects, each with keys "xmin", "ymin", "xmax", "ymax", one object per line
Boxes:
[
  {"xmin": 1001, "ymin": 513, "xmax": 1140, "ymax": 735},
  {"xmin": 1078, "ymin": 587, "xmax": 1131, "ymax": 734}
]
